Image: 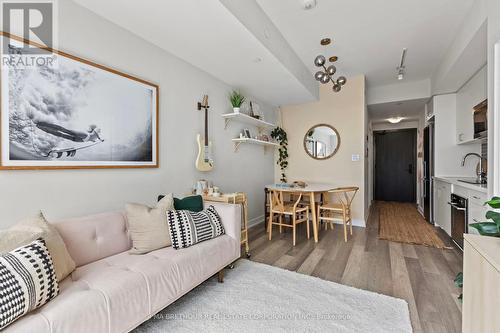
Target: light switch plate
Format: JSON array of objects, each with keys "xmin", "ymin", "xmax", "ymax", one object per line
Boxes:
[{"xmin": 351, "ymin": 154, "xmax": 360, "ymax": 161}]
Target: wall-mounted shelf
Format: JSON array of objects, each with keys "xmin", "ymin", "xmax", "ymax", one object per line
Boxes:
[
  {"xmin": 222, "ymin": 113, "xmax": 275, "ymax": 131},
  {"xmin": 232, "ymin": 138, "xmax": 278, "ymax": 153}
]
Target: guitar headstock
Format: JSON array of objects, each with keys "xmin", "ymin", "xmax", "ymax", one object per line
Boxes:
[{"xmin": 197, "ymin": 95, "xmax": 210, "ymax": 110}]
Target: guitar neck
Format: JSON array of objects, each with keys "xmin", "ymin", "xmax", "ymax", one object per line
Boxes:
[{"xmin": 204, "ymin": 107, "xmax": 208, "ymax": 146}]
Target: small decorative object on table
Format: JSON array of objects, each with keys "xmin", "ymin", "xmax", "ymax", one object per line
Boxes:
[
  {"xmin": 229, "ymin": 90, "xmax": 245, "ymax": 114},
  {"xmin": 293, "ymin": 181, "xmax": 308, "ymax": 188}
]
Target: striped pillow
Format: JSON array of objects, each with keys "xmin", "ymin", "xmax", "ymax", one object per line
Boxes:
[
  {"xmin": 166, "ymin": 206, "xmax": 225, "ymax": 249},
  {"xmin": 0, "ymin": 238, "xmax": 59, "ymax": 330}
]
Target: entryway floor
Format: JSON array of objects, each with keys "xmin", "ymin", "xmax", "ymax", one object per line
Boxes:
[{"xmin": 247, "ymin": 202, "xmax": 463, "ymax": 333}]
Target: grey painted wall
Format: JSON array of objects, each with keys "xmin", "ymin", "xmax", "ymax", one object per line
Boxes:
[{"xmin": 0, "ymin": 0, "xmax": 275, "ymax": 227}]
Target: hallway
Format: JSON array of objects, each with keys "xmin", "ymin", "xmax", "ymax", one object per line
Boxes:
[{"xmin": 378, "ymin": 201, "xmax": 450, "ymax": 249}]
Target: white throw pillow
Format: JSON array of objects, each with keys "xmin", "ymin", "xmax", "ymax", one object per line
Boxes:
[
  {"xmin": 126, "ymin": 194, "xmax": 174, "ymax": 254},
  {"xmin": 0, "ymin": 212, "xmax": 76, "ymax": 282}
]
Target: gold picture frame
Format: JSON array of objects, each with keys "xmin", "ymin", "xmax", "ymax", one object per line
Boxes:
[{"xmin": 0, "ymin": 32, "xmax": 159, "ymax": 170}]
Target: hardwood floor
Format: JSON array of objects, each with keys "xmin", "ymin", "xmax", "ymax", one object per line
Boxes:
[{"xmin": 247, "ymin": 202, "xmax": 463, "ymax": 333}]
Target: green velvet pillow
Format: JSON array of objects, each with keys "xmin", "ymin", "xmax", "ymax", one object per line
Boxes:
[{"xmin": 173, "ymin": 195, "xmax": 204, "ymax": 212}]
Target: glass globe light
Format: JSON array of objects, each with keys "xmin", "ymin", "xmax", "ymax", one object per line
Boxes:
[
  {"xmin": 337, "ymin": 76, "xmax": 347, "ymax": 86},
  {"xmin": 314, "ymin": 71, "xmax": 325, "ymax": 81},
  {"xmin": 320, "ymin": 74, "xmax": 330, "ymax": 84},
  {"xmin": 332, "ymin": 83, "xmax": 341, "ymax": 92},
  {"xmin": 326, "ymin": 65, "xmax": 336, "ymax": 76},
  {"xmin": 314, "ymin": 55, "xmax": 326, "ymax": 67}
]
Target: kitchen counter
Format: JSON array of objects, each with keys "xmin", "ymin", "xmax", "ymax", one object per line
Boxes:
[{"xmin": 433, "ymin": 176, "xmax": 488, "ymax": 193}]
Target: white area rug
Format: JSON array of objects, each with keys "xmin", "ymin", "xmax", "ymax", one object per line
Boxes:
[{"xmin": 135, "ymin": 260, "xmax": 412, "ymax": 333}]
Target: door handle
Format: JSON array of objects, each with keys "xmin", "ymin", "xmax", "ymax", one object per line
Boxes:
[
  {"xmin": 407, "ymin": 164, "xmax": 413, "ymax": 174},
  {"xmin": 447, "ymin": 202, "xmax": 466, "ymax": 211}
]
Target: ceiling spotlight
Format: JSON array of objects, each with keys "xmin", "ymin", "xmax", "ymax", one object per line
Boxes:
[
  {"xmin": 388, "ymin": 117, "xmax": 404, "ymax": 124},
  {"xmin": 303, "ymin": 0, "xmax": 317, "ymax": 10},
  {"xmin": 396, "ymin": 48, "xmax": 407, "ymax": 80}
]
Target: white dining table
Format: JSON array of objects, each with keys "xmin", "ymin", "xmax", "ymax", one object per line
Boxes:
[{"xmin": 265, "ymin": 183, "xmax": 337, "ymax": 243}]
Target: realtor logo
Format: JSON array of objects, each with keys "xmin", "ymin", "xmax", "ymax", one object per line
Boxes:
[{"xmin": 2, "ymin": 0, "xmax": 56, "ymax": 54}]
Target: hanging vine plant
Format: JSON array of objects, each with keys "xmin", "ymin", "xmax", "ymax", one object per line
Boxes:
[{"xmin": 270, "ymin": 127, "xmax": 288, "ymax": 183}]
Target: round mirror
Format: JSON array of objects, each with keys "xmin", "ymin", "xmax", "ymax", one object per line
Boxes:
[{"xmin": 303, "ymin": 124, "xmax": 340, "ymax": 160}]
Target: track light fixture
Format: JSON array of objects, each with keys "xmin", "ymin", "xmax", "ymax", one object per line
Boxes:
[{"xmin": 397, "ymin": 48, "xmax": 407, "ymax": 80}]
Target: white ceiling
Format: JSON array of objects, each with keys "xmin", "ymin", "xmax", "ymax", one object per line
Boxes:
[
  {"xmin": 73, "ymin": 0, "xmax": 317, "ymax": 106},
  {"xmin": 368, "ymin": 98, "xmax": 428, "ymax": 122},
  {"xmin": 256, "ymin": 0, "xmax": 474, "ymax": 88},
  {"xmin": 74, "ymin": 0, "xmax": 476, "ymax": 106}
]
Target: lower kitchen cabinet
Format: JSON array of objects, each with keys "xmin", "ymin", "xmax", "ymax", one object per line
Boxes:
[
  {"xmin": 434, "ymin": 179, "xmax": 452, "ymax": 235},
  {"xmin": 463, "ymin": 234, "xmax": 500, "ymax": 332}
]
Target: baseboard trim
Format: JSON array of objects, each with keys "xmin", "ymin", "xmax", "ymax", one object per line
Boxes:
[{"xmin": 248, "ymin": 215, "xmax": 265, "ymax": 227}]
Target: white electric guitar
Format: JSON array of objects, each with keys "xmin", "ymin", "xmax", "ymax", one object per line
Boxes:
[{"xmin": 195, "ymin": 95, "xmax": 214, "ymax": 171}]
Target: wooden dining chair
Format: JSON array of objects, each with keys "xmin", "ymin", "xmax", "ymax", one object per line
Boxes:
[
  {"xmin": 317, "ymin": 187, "xmax": 359, "ymax": 242},
  {"xmin": 268, "ymin": 190, "xmax": 310, "ymax": 246}
]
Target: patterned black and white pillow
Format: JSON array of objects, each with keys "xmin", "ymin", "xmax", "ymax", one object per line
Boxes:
[
  {"xmin": 167, "ymin": 205, "xmax": 225, "ymax": 249},
  {"xmin": 0, "ymin": 238, "xmax": 59, "ymax": 330}
]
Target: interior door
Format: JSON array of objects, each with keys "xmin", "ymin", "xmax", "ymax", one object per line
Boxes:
[{"xmin": 374, "ymin": 129, "xmax": 417, "ymax": 202}]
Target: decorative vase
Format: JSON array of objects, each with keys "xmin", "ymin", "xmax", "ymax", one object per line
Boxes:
[{"xmin": 233, "ymin": 107, "xmax": 240, "ymax": 114}]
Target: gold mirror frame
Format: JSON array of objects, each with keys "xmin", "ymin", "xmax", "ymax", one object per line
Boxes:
[{"xmin": 303, "ymin": 124, "xmax": 341, "ymax": 160}]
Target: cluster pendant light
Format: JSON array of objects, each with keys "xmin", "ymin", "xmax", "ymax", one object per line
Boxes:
[{"xmin": 313, "ymin": 38, "xmax": 346, "ymax": 92}]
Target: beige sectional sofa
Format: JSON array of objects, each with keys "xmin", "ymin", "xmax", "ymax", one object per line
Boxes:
[{"xmin": 5, "ymin": 202, "xmax": 241, "ymax": 333}]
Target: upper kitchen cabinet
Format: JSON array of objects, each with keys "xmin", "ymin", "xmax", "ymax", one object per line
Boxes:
[{"xmin": 456, "ymin": 66, "xmax": 487, "ymax": 144}]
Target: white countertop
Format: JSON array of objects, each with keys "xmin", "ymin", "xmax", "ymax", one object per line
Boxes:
[
  {"xmin": 434, "ymin": 176, "xmax": 488, "ymax": 193},
  {"xmin": 465, "ymin": 234, "xmax": 500, "ymax": 273}
]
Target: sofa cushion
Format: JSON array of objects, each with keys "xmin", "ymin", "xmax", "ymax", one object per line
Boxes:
[
  {"xmin": 4, "ymin": 278, "xmax": 110, "ymax": 333},
  {"xmin": 0, "ymin": 212, "xmax": 76, "ymax": 282},
  {"xmin": 167, "ymin": 206, "xmax": 225, "ymax": 249},
  {"xmin": 0, "ymin": 239, "xmax": 59, "ymax": 330},
  {"xmin": 103, "ymin": 234, "xmax": 238, "ymax": 313},
  {"xmin": 54, "ymin": 212, "xmax": 131, "ymax": 267}
]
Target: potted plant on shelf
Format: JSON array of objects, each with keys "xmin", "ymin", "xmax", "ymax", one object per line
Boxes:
[
  {"xmin": 454, "ymin": 196, "xmax": 500, "ymax": 301},
  {"xmin": 229, "ymin": 90, "xmax": 245, "ymax": 114}
]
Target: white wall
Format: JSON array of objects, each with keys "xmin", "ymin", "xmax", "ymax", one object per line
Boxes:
[
  {"xmin": 278, "ymin": 76, "xmax": 367, "ymax": 226},
  {"xmin": 0, "ymin": 0, "xmax": 275, "ymax": 227},
  {"xmin": 371, "ymin": 120, "xmax": 420, "ymax": 131},
  {"xmin": 367, "ymin": 79, "xmax": 431, "ymax": 105}
]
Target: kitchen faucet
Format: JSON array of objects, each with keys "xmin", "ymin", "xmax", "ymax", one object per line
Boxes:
[{"xmin": 461, "ymin": 153, "xmax": 486, "ymax": 184}]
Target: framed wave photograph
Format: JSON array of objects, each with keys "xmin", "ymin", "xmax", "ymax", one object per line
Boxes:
[{"xmin": 0, "ymin": 33, "xmax": 158, "ymax": 169}]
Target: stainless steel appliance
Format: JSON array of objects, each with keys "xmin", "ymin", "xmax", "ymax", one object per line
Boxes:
[
  {"xmin": 473, "ymin": 99, "xmax": 487, "ymax": 139},
  {"xmin": 448, "ymin": 194, "xmax": 468, "ymax": 250}
]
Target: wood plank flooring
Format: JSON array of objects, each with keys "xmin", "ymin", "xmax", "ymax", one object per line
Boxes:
[{"xmin": 246, "ymin": 202, "xmax": 463, "ymax": 333}]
